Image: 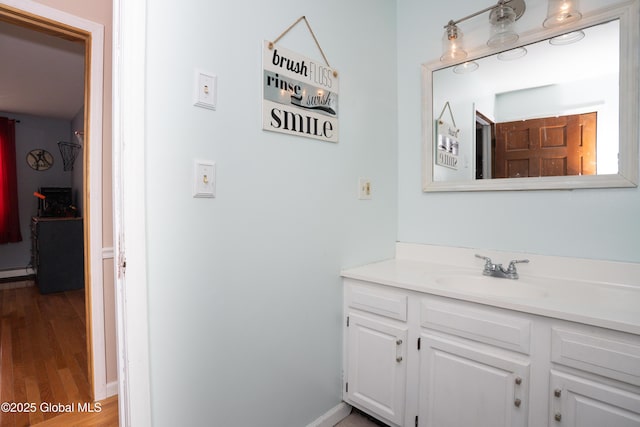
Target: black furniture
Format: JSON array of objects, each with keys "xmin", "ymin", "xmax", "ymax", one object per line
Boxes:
[
  {"xmin": 31, "ymin": 217, "xmax": 84, "ymax": 294},
  {"xmin": 38, "ymin": 187, "xmax": 76, "ymax": 217}
]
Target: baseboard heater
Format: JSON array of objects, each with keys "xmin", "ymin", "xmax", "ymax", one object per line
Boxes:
[{"xmin": 0, "ymin": 268, "xmax": 36, "ymax": 280}]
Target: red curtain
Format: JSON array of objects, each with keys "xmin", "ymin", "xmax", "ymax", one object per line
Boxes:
[{"xmin": 0, "ymin": 117, "xmax": 22, "ymax": 244}]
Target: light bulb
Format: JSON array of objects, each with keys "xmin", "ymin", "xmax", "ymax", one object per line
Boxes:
[
  {"xmin": 487, "ymin": 4, "xmax": 519, "ymax": 48},
  {"xmin": 440, "ymin": 22, "xmax": 467, "ymax": 62},
  {"xmin": 543, "ymin": 0, "xmax": 582, "ymax": 28}
]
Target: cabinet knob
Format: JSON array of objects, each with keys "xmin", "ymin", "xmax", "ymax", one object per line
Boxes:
[
  {"xmin": 514, "ymin": 398, "xmax": 521, "ymax": 408},
  {"xmin": 515, "ymin": 377, "xmax": 522, "ymax": 385},
  {"xmin": 554, "ymin": 389, "xmax": 562, "ymax": 398},
  {"xmin": 396, "ymin": 339, "xmax": 403, "ymax": 345},
  {"xmin": 554, "ymin": 413, "xmax": 562, "ymax": 422},
  {"xmin": 396, "ymin": 356, "xmax": 403, "ymax": 363}
]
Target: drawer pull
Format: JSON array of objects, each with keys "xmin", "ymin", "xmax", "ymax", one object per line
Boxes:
[
  {"xmin": 554, "ymin": 389, "xmax": 562, "ymax": 398},
  {"xmin": 554, "ymin": 413, "xmax": 562, "ymax": 422},
  {"xmin": 396, "ymin": 356, "xmax": 403, "ymax": 363},
  {"xmin": 514, "ymin": 398, "xmax": 521, "ymax": 408}
]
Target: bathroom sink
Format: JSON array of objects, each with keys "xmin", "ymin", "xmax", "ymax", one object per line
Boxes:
[{"xmin": 435, "ymin": 275, "xmax": 549, "ymax": 298}]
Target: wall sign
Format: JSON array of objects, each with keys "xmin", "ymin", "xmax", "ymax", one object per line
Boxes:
[
  {"xmin": 262, "ymin": 41, "xmax": 339, "ymax": 143},
  {"xmin": 26, "ymin": 148, "xmax": 54, "ymax": 171},
  {"xmin": 435, "ymin": 102, "xmax": 459, "ymax": 170},
  {"xmin": 436, "ymin": 120, "xmax": 459, "ymax": 170}
]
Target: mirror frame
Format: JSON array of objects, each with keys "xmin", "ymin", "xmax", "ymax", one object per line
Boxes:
[{"xmin": 422, "ymin": 0, "xmax": 639, "ymax": 192}]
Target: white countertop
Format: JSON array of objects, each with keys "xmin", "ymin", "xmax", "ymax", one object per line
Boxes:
[{"xmin": 342, "ymin": 257, "xmax": 640, "ymax": 335}]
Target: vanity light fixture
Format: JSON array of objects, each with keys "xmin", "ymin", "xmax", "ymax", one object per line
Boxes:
[
  {"xmin": 441, "ymin": 22, "xmax": 467, "ymax": 62},
  {"xmin": 543, "ymin": 0, "xmax": 582, "ymax": 28},
  {"xmin": 487, "ymin": 2, "xmax": 519, "ymax": 48},
  {"xmin": 549, "ymin": 30, "xmax": 585, "ymax": 45},
  {"xmin": 453, "ymin": 61, "xmax": 479, "ymax": 74},
  {"xmin": 497, "ymin": 46, "xmax": 527, "ymax": 60},
  {"xmin": 440, "ymin": 0, "xmax": 526, "ymax": 62}
]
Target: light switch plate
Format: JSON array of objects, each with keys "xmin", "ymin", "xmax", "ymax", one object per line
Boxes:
[
  {"xmin": 194, "ymin": 69, "xmax": 217, "ymax": 110},
  {"xmin": 193, "ymin": 160, "xmax": 216, "ymax": 198},
  {"xmin": 358, "ymin": 177, "xmax": 372, "ymax": 200}
]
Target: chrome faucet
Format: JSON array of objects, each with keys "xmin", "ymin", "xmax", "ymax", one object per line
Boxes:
[{"xmin": 475, "ymin": 254, "xmax": 529, "ymax": 279}]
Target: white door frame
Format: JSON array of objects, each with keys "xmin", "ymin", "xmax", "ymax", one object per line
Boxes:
[
  {"xmin": 0, "ymin": 0, "xmax": 107, "ymax": 401},
  {"xmin": 112, "ymin": 0, "xmax": 153, "ymax": 425}
]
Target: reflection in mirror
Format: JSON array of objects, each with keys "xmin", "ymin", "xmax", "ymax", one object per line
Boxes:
[
  {"xmin": 433, "ymin": 20, "xmax": 618, "ymax": 182},
  {"xmin": 422, "ymin": 1, "xmax": 639, "ymax": 192}
]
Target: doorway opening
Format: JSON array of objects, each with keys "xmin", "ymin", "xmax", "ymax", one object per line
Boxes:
[
  {"xmin": 475, "ymin": 111, "xmax": 495, "ymax": 180},
  {"xmin": 0, "ymin": 0, "xmax": 108, "ymax": 415}
]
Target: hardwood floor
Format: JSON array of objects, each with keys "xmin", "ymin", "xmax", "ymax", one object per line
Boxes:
[
  {"xmin": 0, "ymin": 283, "xmax": 117, "ymax": 426},
  {"xmin": 32, "ymin": 396, "xmax": 118, "ymax": 427}
]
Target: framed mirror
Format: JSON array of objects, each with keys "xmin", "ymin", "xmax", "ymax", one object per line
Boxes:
[{"xmin": 422, "ymin": 1, "xmax": 639, "ymax": 191}]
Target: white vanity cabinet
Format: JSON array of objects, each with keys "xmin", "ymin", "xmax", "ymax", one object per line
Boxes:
[
  {"xmin": 548, "ymin": 326, "xmax": 640, "ymax": 426},
  {"xmin": 549, "ymin": 371, "xmax": 640, "ymax": 426},
  {"xmin": 418, "ymin": 332, "xmax": 529, "ymax": 427},
  {"xmin": 417, "ymin": 299, "xmax": 531, "ymax": 427},
  {"xmin": 342, "ymin": 277, "xmax": 640, "ymax": 427},
  {"xmin": 344, "ymin": 283, "xmax": 409, "ymax": 426}
]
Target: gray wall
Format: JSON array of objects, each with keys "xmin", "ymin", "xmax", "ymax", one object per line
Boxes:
[
  {"xmin": 0, "ymin": 112, "xmax": 77, "ymax": 270},
  {"xmin": 70, "ymin": 107, "xmax": 85, "ymax": 217}
]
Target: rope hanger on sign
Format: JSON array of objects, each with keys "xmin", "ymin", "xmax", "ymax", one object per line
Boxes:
[
  {"xmin": 268, "ymin": 16, "xmax": 338, "ymax": 78},
  {"xmin": 437, "ymin": 101, "xmax": 457, "ymax": 128}
]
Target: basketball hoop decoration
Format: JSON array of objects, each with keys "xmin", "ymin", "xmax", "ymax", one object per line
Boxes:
[
  {"xmin": 57, "ymin": 130, "xmax": 83, "ymax": 171},
  {"xmin": 57, "ymin": 140, "xmax": 81, "ymax": 171}
]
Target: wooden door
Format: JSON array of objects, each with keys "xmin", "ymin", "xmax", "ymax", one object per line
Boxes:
[
  {"xmin": 494, "ymin": 112, "xmax": 597, "ymax": 178},
  {"xmin": 346, "ymin": 313, "xmax": 408, "ymax": 426},
  {"xmin": 418, "ymin": 332, "xmax": 529, "ymax": 427}
]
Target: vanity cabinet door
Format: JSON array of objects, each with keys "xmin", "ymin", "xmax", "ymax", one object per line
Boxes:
[
  {"xmin": 550, "ymin": 371, "xmax": 640, "ymax": 427},
  {"xmin": 345, "ymin": 312, "xmax": 408, "ymax": 427},
  {"xmin": 418, "ymin": 332, "xmax": 529, "ymax": 427}
]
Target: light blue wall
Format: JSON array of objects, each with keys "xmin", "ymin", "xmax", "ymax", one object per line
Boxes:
[
  {"xmin": 143, "ymin": 0, "xmax": 639, "ymax": 424},
  {"xmin": 144, "ymin": 0, "xmax": 397, "ymax": 426},
  {"xmin": 397, "ymin": 0, "xmax": 640, "ymax": 262}
]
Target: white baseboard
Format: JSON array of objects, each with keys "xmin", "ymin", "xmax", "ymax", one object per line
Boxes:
[
  {"xmin": 306, "ymin": 402, "xmax": 352, "ymax": 427},
  {"xmin": 106, "ymin": 380, "xmax": 119, "ymax": 398}
]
